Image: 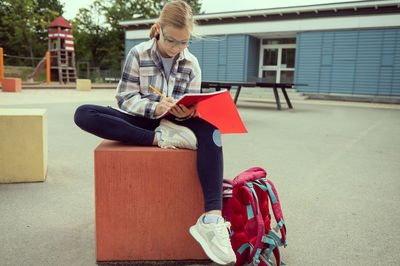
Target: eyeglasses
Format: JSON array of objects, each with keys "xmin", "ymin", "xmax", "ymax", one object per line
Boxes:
[{"xmin": 161, "ymin": 26, "xmax": 192, "ymax": 47}]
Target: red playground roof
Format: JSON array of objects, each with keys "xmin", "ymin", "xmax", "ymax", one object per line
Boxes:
[{"xmin": 47, "ymin": 16, "xmax": 73, "ymax": 29}]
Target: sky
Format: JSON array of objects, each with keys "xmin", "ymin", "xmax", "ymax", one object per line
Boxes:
[{"xmin": 62, "ymin": 0, "xmax": 366, "ymax": 20}]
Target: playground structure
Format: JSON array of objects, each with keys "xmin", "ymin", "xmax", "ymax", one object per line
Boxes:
[
  {"xmin": 27, "ymin": 16, "xmax": 77, "ymax": 84},
  {"xmin": 1, "ymin": 15, "xmax": 120, "ymax": 85}
]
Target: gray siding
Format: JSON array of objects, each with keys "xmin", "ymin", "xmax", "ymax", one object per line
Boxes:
[
  {"xmin": 226, "ymin": 35, "xmax": 247, "ymax": 82},
  {"xmin": 295, "ymin": 28, "xmax": 400, "ymax": 96},
  {"xmin": 247, "ymin": 36, "xmax": 260, "ymax": 81},
  {"xmin": 190, "ymin": 35, "xmax": 249, "ymax": 81},
  {"xmin": 125, "ymin": 39, "xmax": 147, "ymax": 57}
]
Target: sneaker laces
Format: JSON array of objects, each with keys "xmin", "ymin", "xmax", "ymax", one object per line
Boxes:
[
  {"xmin": 215, "ymin": 220, "xmax": 232, "ymax": 247},
  {"xmin": 156, "ymin": 121, "xmax": 197, "ymax": 150}
]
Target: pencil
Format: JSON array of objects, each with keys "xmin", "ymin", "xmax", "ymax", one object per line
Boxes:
[{"xmin": 149, "ymin": 85, "xmax": 166, "ymax": 99}]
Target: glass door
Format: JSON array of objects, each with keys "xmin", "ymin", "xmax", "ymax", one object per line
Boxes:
[
  {"xmin": 259, "ymin": 43, "xmax": 296, "ymax": 83},
  {"xmin": 261, "ymin": 48, "xmax": 278, "ymax": 83},
  {"xmin": 280, "ymin": 48, "xmax": 296, "ymax": 83}
]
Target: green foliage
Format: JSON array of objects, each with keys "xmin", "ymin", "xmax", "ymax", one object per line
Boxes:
[
  {"xmin": 73, "ymin": 0, "xmax": 202, "ymax": 74},
  {"xmin": 0, "ymin": 0, "xmax": 61, "ymax": 66},
  {"xmin": 3, "ymin": 66, "xmax": 46, "ymax": 82},
  {"xmin": 0, "ymin": 0, "xmax": 202, "ymax": 76}
]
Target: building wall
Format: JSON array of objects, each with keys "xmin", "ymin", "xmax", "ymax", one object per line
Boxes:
[
  {"xmin": 125, "ymin": 39, "xmax": 147, "ymax": 58},
  {"xmin": 295, "ymin": 28, "xmax": 400, "ymax": 96},
  {"xmin": 190, "ymin": 35, "xmax": 249, "ymax": 82},
  {"xmin": 125, "ymin": 35, "xmax": 255, "ymax": 82},
  {"xmin": 247, "ymin": 36, "xmax": 260, "ymax": 81}
]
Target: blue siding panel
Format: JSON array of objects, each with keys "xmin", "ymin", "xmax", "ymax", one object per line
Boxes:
[
  {"xmin": 391, "ymin": 29, "xmax": 400, "ymax": 95},
  {"xmin": 189, "ymin": 39, "xmax": 204, "ymax": 70},
  {"xmin": 226, "ymin": 35, "xmax": 247, "ymax": 82},
  {"xmin": 202, "ymin": 41, "xmax": 220, "ymax": 80},
  {"xmin": 320, "ymin": 67, "xmax": 332, "ymax": 92},
  {"xmin": 125, "ymin": 39, "xmax": 147, "ymax": 58},
  {"xmin": 187, "ymin": 35, "xmax": 249, "ymax": 81},
  {"xmin": 295, "ymin": 32, "xmax": 322, "ymax": 92},
  {"xmin": 295, "ymin": 28, "xmax": 400, "ymax": 96},
  {"xmin": 247, "ymin": 36, "xmax": 260, "ymax": 81},
  {"xmin": 218, "ymin": 36, "xmax": 228, "ymax": 80}
]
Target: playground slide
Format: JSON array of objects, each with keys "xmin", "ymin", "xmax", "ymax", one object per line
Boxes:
[{"xmin": 27, "ymin": 56, "xmax": 46, "ymax": 82}]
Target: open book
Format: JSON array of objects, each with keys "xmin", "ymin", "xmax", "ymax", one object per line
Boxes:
[
  {"xmin": 159, "ymin": 89, "xmax": 247, "ymax": 134},
  {"xmin": 156, "ymin": 90, "xmax": 228, "ymax": 118},
  {"xmin": 113, "ymin": 90, "xmax": 247, "ymax": 134}
]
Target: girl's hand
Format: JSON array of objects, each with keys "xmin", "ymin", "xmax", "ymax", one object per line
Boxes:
[
  {"xmin": 154, "ymin": 97, "xmax": 175, "ymax": 116},
  {"xmin": 169, "ymin": 103, "xmax": 198, "ymax": 119}
]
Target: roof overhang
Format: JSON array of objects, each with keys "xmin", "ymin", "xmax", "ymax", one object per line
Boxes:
[{"xmin": 120, "ymin": 0, "xmax": 400, "ymax": 30}]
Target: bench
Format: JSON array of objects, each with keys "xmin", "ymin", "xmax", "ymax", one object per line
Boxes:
[
  {"xmin": 104, "ymin": 77, "xmax": 120, "ymax": 83},
  {"xmin": 0, "ymin": 108, "xmax": 47, "ymax": 183},
  {"xmin": 201, "ymin": 81, "xmax": 307, "ymax": 110},
  {"xmin": 1, "ymin": 78, "xmax": 22, "ymax": 92},
  {"xmin": 94, "ymin": 140, "xmax": 207, "ymax": 261},
  {"xmin": 201, "ymin": 81, "xmax": 256, "ymax": 105}
]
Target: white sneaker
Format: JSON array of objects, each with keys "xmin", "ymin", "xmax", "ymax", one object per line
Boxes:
[
  {"xmin": 189, "ymin": 214, "xmax": 236, "ymax": 265},
  {"xmin": 155, "ymin": 119, "xmax": 197, "ymax": 150}
]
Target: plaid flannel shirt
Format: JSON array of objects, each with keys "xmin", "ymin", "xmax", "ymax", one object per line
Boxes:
[{"xmin": 115, "ymin": 38, "xmax": 202, "ymax": 119}]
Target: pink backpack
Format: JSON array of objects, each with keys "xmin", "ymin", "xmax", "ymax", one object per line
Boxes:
[{"xmin": 222, "ymin": 167, "xmax": 287, "ymax": 266}]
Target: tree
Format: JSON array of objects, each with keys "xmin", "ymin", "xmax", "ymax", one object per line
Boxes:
[
  {"xmin": 72, "ymin": 0, "xmax": 202, "ymax": 75},
  {"xmin": 37, "ymin": 0, "xmax": 64, "ymax": 16},
  {"xmin": 0, "ymin": 0, "xmax": 61, "ymax": 66},
  {"xmin": 72, "ymin": 1, "xmax": 110, "ymax": 70}
]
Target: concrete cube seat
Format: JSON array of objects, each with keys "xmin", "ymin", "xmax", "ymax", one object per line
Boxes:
[
  {"xmin": 76, "ymin": 79, "xmax": 91, "ymax": 91},
  {"xmin": 1, "ymin": 78, "xmax": 22, "ymax": 92},
  {"xmin": 0, "ymin": 108, "xmax": 47, "ymax": 183},
  {"xmin": 94, "ymin": 140, "xmax": 207, "ymax": 262}
]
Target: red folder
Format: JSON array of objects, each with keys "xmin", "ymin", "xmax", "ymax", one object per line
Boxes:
[{"xmin": 161, "ymin": 90, "xmax": 247, "ymax": 134}]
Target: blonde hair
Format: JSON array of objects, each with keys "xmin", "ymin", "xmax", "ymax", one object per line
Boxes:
[{"xmin": 149, "ymin": 0, "xmax": 195, "ymax": 39}]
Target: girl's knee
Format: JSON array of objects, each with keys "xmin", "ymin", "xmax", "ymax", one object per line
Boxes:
[
  {"xmin": 74, "ymin": 104, "xmax": 92, "ymax": 128},
  {"xmin": 198, "ymin": 126, "xmax": 222, "ymax": 148},
  {"xmin": 184, "ymin": 118, "xmax": 223, "ymax": 148},
  {"xmin": 212, "ymin": 129, "xmax": 222, "ymax": 147}
]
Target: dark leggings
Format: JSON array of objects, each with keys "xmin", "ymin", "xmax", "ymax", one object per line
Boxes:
[{"xmin": 74, "ymin": 104, "xmax": 223, "ymax": 212}]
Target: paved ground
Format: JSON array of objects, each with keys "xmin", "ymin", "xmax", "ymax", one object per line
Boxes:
[{"xmin": 0, "ymin": 88, "xmax": 399, "ymax": 266}]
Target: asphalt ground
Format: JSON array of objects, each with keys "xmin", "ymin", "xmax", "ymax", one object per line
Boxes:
[{"xmin": 0, "ymin": 88, "xmax": 399, "ymax": 266}]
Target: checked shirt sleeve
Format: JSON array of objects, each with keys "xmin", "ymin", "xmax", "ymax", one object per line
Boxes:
[
  {"xmin": 186, "ymin": 57, "xmax": 201, "ymax": 95},
  {"xmin": 183, "ymin": 57, "xmax": 202, "ymax": 119},
  {"xmin": 115, "ymin": 48, "xmax": 158, "ymax": 118}
]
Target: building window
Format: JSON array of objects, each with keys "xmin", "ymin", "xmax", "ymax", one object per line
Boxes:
[{"xmin": 262, "ymin": 38, "xmax": 296, "ymax": 45}]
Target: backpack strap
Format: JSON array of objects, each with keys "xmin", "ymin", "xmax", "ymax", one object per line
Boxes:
[
  {"xmin": 255, "ymin": 178, "xmax": 287, "ymax": 247},
  {"xmin": 222, "ymin": 179, "xmax": 234, "ymax": 228},
  {"xmin": 244, "ymin": 182, "xmax": 266, "ymax": 266},
  {"xmin": 266, "ymin": 179, "xmax": 287, "ymax": 247},
  {"xmin": 261, "ymin": 234, "xmax": 279, "ymax": 266}
]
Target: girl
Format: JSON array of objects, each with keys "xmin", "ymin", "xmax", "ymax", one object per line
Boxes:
[{"xmin": 74, "ymin": 1, "xmax": 235, "ymax": 264}]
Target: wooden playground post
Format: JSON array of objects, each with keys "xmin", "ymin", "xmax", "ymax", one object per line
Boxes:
[
  {"xmin": 0, "ymin": 47, "xmax": 4, "ymax": 83},
  {"xmin": 46, "ymin": 51, "xmax": 50, "ymax": 85}
]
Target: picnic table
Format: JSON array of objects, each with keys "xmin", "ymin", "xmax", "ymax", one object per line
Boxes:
[
  {"xmin": 201, "ymin": 81, "xmax": 305, "ymax": 110},
  {"xmin": 200, "ymin": 81, "xmax": 256, "ymax": 105}
]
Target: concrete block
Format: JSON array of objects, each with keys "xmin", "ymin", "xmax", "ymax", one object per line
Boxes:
[
  {"xmin": 1, "ymin": 78, "xmax": 22, "ymax": 92},
  {"xmin": 76, "ymin": 79, "xmax": 91, "ymax": 91},
  {"xmin": 94, "ymin": 140, "xmax": 207, "ymax": 261},
  {"xmin": 0, "ymin": 109, "xmax": 48, "ymax": 183}
]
